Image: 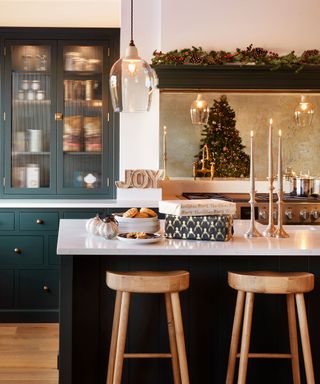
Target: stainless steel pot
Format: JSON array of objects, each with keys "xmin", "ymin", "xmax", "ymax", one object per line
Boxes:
[
  {"xmin": 313, "ymin": 178, "xmax": 320, "ymax": 196},
  {"xmin": 296, "ymin": 175, "xmax": 314, "ymax": 197}
]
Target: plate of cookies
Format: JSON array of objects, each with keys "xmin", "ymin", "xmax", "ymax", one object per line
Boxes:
[
  {"xmin": 117, "ymin": 232, "xmax": 163, "ymax": 244},
  {"xmin": 113, "ymin": 208, "xmax": 160, "ymax": 233}
]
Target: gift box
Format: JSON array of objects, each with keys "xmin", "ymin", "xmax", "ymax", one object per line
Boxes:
[
  {"xmin": 164, "ymin": 214, "xmax": 233, "ymax": 241},
  {"xmin": 159, "ymin": 199, "xmax": 235, "ymax": 242}
]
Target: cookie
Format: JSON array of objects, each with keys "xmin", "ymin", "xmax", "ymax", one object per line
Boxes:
[
  {"xmin": 135, "ymin": 212, "xmax": 149, "ymax": 218},
  {"xmin": 123, "ymin": 207, "xmax": 138, "ymax": 218},
  {"xmin": 140, "ymin": 207, "xmax": 157, "ymax": 218}
]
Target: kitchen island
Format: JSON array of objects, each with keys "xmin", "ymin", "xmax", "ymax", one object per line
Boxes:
[{"xmin": 57, "ymin": 220, "xmax": 320, "ymax": 384}]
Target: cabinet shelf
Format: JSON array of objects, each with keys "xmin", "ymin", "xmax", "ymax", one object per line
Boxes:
[
  {"xmin": 12, "ymin": 70, "xmax": 51, "ymax": 75},
  {"xmin": 13, "ymin": 99, "xmax": 51, "ymax": 104},
  {"xmin": 64, "ymin": 99, "xmax": 102, "ymax": 107},
  {"xmin": 63, "ymin": 151, "xmax": 102, "ymax": 156},
  {"xmin": 12, "ymin": 151, "xmax": 50, "ymax": 156},
  {"xmin": 64, "ymin": 72, "xmax": 101, "ymax": 81}
]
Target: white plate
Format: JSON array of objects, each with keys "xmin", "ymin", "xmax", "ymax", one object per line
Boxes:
[
  {"xmin": 117, "ymin": 233, "xmax": 163, "ymax": 244},
  {"xmin": 114, "ymin": 213, "xmax": 159, "ymax": 223}
]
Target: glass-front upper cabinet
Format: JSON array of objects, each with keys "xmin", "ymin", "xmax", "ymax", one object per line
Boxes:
[
  {"xmin": 58, "ymin": 43, "xmax": 106, "ymax": 194},
  {"xmin": 2, "ymin": 30, "xmax": 118, "ymax": 198},
  {"xmin": 4, "ymin": 42, "xmax": 56, "ymax": 194}
]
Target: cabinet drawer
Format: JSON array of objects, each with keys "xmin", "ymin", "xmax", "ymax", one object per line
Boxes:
[
  {"xmin": 0, "ymin": 236, "xmax": 43, "ymax": 265},
  {"xmin": 0, "ymin": 213, "xmax": 15, "ymax": 231},
  {"xmin": 63, "ymin": 211, "xmax": 98, "ymax": 219},
  {"xmin": 17, "ymin": 269, "xmax": 59, "ymax": 308},
  {"xmin": 0, "ymin": 270, "xmax": 14, "ymax": 308},
  {"xmin": 20, "ymin": 212, "xmax": 59, "ymax": 231}
]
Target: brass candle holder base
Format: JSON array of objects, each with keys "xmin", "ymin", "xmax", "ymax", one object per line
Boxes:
[
  {"xmin": 274, "ymin": 190, "xmax": 289, "ymax": 239},
  {"xmin": 244, "ymin": 191, "xmax": 262, "ymax": 238},
  {"xmin": 263, "ymin": 176, "xmax": 276, "ymax": 238}
]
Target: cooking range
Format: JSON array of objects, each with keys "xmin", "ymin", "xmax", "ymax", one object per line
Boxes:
[{"xmin": 182, "ymin": 192, "xmax": 320, "ymax": 225}]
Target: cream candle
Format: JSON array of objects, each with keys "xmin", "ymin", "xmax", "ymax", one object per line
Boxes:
[
  {"xmin": 250, "ymin": 130, "xmax": 254, "ymax": 192},
  {"xmin": 278, "ymin": 129, "xmax": 282, "ymax": 192},
  {"xmin": 163, "ymin": 125, "xmax": 167, "ymax": 156},
  {"xmin": 268, "ymin": 118, "xmax": 273, "ymax": 179}
]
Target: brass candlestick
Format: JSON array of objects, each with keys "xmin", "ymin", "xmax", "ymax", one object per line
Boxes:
[
  {"xmin": 263, "ymin": 176, "xmax": 276, "ymax": 237},
  {"xmin": 193, "ymin": 144, "xmax": 214, "ymax": 180},
  {"xmin": 274, "ymin": 190, "xmax": 289, "ymax": 238},
  {"xmin": 244, "ymin": 190, "xmax": 262, "ymax": 238}
]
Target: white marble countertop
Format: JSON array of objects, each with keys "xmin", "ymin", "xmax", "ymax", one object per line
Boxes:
[
  {"xmin": 57, "ymin": 219, "xmax": 320, "ymax": 256},
  {"xmin": 0, "ymin": 199, "xmax": 159, "ymax": 208}
]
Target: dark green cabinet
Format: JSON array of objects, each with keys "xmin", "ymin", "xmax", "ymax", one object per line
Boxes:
[{"xmin": 0, "ymin": 28, "xmax": 120, "ymax": 199}]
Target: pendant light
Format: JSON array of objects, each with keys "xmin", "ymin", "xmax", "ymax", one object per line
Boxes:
[
  {"xmin": 109, "ymin": 0, "xmax": 157, "ymax": 112},
  {"xmin": 190, "ymin": 94, "xmax": 209, "ymax": 125},
  {"xmin": 294, "ymin": 95, "xmax": 315, "ymax": 128}
]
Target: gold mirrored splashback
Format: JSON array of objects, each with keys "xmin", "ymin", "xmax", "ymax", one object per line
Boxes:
[{"xmin": 160, "ymin": 92, "xmax": 320, "ymax": 179}]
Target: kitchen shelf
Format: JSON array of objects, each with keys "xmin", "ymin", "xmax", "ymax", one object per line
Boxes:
[
  {"xmin": 63, "ymin": 151, "xmax": 102, "ymax": 156},
  {"xmin": 12, "ymin": 151, "xmax": 50, "ymax": 156}
]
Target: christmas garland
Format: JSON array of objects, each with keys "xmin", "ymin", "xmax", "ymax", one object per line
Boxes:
[{"xmin": 152, "ymin": 45, "xmax": 320, "ymax": 71}]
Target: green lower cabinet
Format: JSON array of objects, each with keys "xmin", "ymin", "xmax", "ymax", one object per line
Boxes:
[
  {"xmin": 48, "ymin": 235, "xmax": 59, "ymax": 265},
  {"xmin": 0, "ymin": 270, "xmax": 14, "ymax": 308},
  {"xmin": 0, "ymin": 236, "xmax": 44, "ymax": 265},
  {"xmin": 0, "ymin": 212, "xmax": 15, "ymax": 230},
  {"xmin": 20, "ymin": 212, "xmax": 59, "ymax": 231},
  {"xmin": 17, "ymin": 269, "xmax": 59, "ymax": 309}
]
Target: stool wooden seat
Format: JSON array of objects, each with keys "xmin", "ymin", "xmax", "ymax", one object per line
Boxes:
[
  {"xmin": 226, "ymin": 271, "xmax": 315, "ymax": 384},
  {"xmin": 106, "ymin": 270, "xmax": 190, "ymax": 384}
]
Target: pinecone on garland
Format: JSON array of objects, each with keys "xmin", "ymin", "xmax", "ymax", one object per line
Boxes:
[{"xmin": 189, "ymin": 52, "xmax": 203, "ymax": 64}]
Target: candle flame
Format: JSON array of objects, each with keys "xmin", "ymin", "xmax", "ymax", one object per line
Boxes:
[
  {"xmin": 269, "ymin": 118, "xmax": 273, "ymax": 125},
  {"xmin": 250, "ymin": 130, "xmax": 254, "ymax": 137},
  {"xmin": 164, "ymin": 125, "xmax": 167, "ymax": 134},
  {"xmin": 279, "ymin": 129, "xmax": 282, "ymax": 136}
]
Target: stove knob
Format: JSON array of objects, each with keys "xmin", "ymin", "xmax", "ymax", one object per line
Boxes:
[
  {"xmin": 311, "ymin": 210, "xmax": 319, "ymax": 220},
  {"xmin": 259, "ymin": 209, "xmax": 267, "ymax": 220},
  {"xmin": 285, "ymin": 209, "xmax": 293, "ymax": 220},
  {"xmin": 300, "ymin": 209, "xmax": 309, "ymax": 220}
]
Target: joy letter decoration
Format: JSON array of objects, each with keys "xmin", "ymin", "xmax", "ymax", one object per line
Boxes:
[{"xmin": 115, "ymin": 169, "xmax": 163, "ymax": 189}]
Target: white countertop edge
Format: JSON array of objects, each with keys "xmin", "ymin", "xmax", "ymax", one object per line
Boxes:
[
  {"xmin": 0, "ymin": 199, "xmax": 159, "ymax": 208},
  {"xmin": 57, "ymin": 220, "xmax": 320, "ymax": 256}
]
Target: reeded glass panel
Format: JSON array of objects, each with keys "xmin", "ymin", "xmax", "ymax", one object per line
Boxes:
[
  {"xmin": 11, "ymin": 45, "xmax": 51, "ymax": 189},
  {"xmin": 62, "ymin": 45, "xmax": 103, "ymax": 189}
]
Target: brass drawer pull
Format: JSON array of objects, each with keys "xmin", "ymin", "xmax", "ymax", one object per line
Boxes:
[
  {"xmin": 36, "ymin": 219, "xmax": 44, "ymax": 224},
  {"xmin": 43, "ymin": 285, "xmax": 50, "ymax": 293},
  {"xmin": 55, "ymin": 112, "xmax": 63, "ymax": 121},
  {"xmin": 14, "ymin": 248, "xmax": 22, "ymax": 254}
]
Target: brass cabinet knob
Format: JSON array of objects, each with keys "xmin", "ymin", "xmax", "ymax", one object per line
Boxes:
[
  {"xmin": 36, "ymin": 219, "xmax": 44, "ymax": 224},
  {"xmin": 43, "ymin": 285, "xmax": 50, "ymax": 293},
  {"xmin": 55, "ymin": 112, "xmax": 63, "ymax": 121},
  {"xmin": 14, "ymin": 248, "xmax": 22, "ymax": 254}
]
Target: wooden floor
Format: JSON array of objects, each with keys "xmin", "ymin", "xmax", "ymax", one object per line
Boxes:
[{"xmin": 0, "ymin": 324, "xmax": 58, "ymax": 384}]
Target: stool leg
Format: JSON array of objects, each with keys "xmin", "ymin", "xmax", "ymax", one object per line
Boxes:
[
  {"xmin": 113, "ymin": 291, "xmax": 131, "ymax": 384},
  {"xmin": 238, "ymin": 292, "xmax": 254, "ymax": 384},
  {"xmin": 171, "ymin": 292, "xmax": 190, "ymax": 384},
  {"xmin": 165, "ymin": 293, "xmax": 181, "ymax": 384},
  {"xmin": 295, "ymin": 293, "xmax": 315, "ymax": 384},
  {"xmin": 107, "ymin": 291, "xmax": 122, "ymax": 384},
  {"xmin": 287, "ymin": 294, "xmax": 301, "ymax": 384},
  {"xmin": 226, "ymin": 290, "xmax": 245, "ymax": 384}
]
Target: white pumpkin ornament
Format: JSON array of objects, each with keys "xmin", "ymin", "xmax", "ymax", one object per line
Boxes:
[
  {"xmin": 85, "ymin": 214, "xmax": 102, "ymax": 235},
  {"xmin": 98, "ymin": 216, "xmax": 119, "ymax": 239}
]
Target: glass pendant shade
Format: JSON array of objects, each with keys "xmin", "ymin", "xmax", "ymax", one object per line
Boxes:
[
  {"xmin": 109, "ymin": 44, "xmax": 156, "ymax": 112},
  {"xmin": 294, "ymin": 95, "xmax": 315, "ymax": 128},
  {"xmin": 190, "ymin": 94, "xmax": 209, "ymax": 125}
]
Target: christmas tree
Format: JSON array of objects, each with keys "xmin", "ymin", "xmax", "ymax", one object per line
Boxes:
[{"xmin": 196, "ymin": 95, "xmax": 250, "ymax": 177}]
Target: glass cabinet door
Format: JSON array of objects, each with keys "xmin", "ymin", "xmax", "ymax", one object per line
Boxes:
[
  {"xmin": 5, "ymin": 42, "xmax": 56, "ymax": 193},
  {"xmin": 58, "ymin": 43, "xmax": 107, "ymax": 194}
]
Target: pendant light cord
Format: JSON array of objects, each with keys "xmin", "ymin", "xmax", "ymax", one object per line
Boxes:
[{"xmin": 130, "ymin": 0, "xmax": 134, "ymax": 46}]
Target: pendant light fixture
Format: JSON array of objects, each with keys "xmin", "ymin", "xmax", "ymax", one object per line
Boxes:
[
  {"xmin": 294, "ymin": 95, "xmax": 315, "ymax": 128},
  {"xmin": 109, "ymin": 0, "xmax": 157, "ymax": 112},
  {"xmin": 190, "ymin": 94, "xmax": 209, "ymax": 125}
]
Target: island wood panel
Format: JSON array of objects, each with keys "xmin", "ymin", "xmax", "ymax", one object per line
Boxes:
[{"xmin": 59, "ymin": 254, "xmax": 320, "ymax": 384}]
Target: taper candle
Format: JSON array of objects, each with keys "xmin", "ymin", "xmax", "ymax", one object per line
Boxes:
[
  {"xmin": 250, "ymin": 130, "xmax": 254, "ymax": 192},
  {"xmin": 268, "ymin": 118, "xmax": 273, "ymax": 179},
  {"xmin": 278, "ymin": 129, "xmax": 282, "ymax": 192},
  {"xmin": 163, "ymin": 125, "xmax": 167, "ymax": 156}
]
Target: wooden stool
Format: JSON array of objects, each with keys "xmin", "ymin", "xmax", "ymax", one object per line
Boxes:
[
  {"xmin": 226, "ymin": 271, "xmax": 315, "ymax": 384},
  {"xmin": 106, "ymin": 270, "xmax": 190, "ymax": 384}
]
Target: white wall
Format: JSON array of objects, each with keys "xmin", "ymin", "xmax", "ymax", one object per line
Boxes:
[{"xmin": 0, "ymin": 0, "xmax": 120, "ymax": 27}]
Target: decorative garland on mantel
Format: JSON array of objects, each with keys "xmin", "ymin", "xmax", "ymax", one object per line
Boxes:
[{"xmin": 151, "ymin": 45, "xmax": 320, "ymax": 71}]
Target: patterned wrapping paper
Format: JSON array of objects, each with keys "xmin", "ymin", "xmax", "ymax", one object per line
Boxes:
[
  {"xmin": 159, "ymin": 199, "xmax": 236, "ymax": 216},
  {"xmin": 165, "ymin": 214, "xmax": 234, "ymax": 242}
]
